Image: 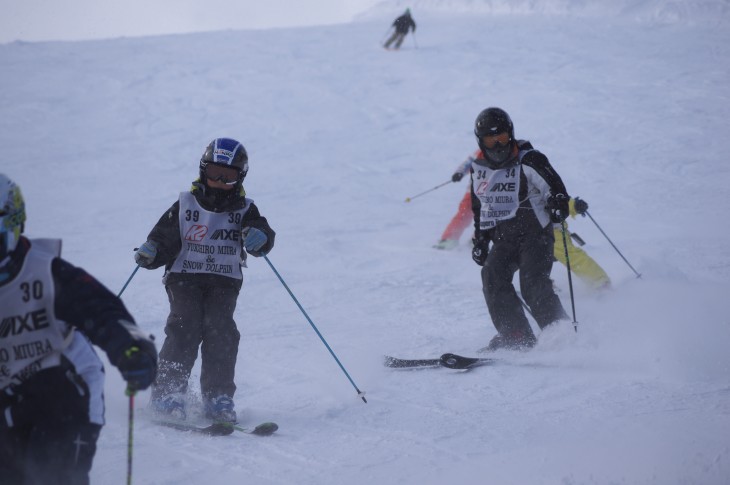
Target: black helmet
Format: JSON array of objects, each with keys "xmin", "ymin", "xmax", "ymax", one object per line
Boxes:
[
  {"xmin": 474, "ymin": 107, "xmax": 515, "ymax": 167},
  {"xmin": 199, "ymin": 138, "xmax": 249, "ymax": 185}
]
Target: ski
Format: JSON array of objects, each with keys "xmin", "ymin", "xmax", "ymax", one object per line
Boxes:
[
  {"xmin": 441, "ymin": 353, "xmax": 498, "ymax": 369},
  {"xmin": 152, "ymin": 419, "xmax": 234, "ymax": 436},
  {"xmin": 384, "ymin": 355, "xmax": 441, "ymax": 368},
  {"xmin": 217, "ymin": 421, "xmax": 279, "ymax": 436},
  {"xmin": 153, "ymin": 419, "xmax": 278, "ymax": 437},
  {"xmin": 384, "ymin": 353, "xmax": 497, "ymax": 370}
]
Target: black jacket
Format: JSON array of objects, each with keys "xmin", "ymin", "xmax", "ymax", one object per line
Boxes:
[
  {"xmin": 471, "ymin": 140, "xmax": 568, "ymax": 244},
  {"xmin": 393, "ymin": 13, "xmax": 416, "ymax": 34}
]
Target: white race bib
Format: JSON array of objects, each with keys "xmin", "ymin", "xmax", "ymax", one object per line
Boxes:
[
  {"xmin": 472, "ymin": 165, "xmax": 521, "ymax": 230},
  {"xmin": 168, "ymin": 192, "xmax": 251, "ymax": 280}
]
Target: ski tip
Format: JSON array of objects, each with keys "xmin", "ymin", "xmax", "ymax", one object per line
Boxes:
[
  {"xmin": 212, "ymin": 420, "xmax": 278, "ymax": 436},
  {"xmin": 251, "ymin": 422, "xmax": 278, "ymax": 436},
  {"xmin": 439, "ymin": 353, "xmax": 480, "ymax": 370},
  {"xmin": 383, "ymin": 355, "xmax": 412, "ymax": 367},
  {"xmin": 209, "ymin": 422, "xmax": 236, "ymax": 436},
  {"xmin": 384, "ymin": 355, "xmax": 442, "ymax": 369}
]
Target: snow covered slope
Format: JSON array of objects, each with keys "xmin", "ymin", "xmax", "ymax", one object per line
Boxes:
[
  {"xmin": 364, "ymin": 0, "xmax": 730, "ymax": 25},
  {"xmin": 1, "ymin": 1, "xmax": 729, "ymax": 484}
]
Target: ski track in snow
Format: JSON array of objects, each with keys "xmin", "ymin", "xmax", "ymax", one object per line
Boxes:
[{"xmin": 1, "ymin": 2, "xmax": 730, "ymax": 484}]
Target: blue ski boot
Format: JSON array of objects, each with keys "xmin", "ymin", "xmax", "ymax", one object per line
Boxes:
[
  {"xmin": 150, "ymin": 394, "xmax": 186, "ymax": 420},
  {"xmin": 205, "ymin": 395, "xmax": 237, "ymax": 424}
]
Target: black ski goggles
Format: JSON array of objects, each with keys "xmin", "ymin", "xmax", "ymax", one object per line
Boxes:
[
  {"xmin": 205, "ymin": 164, "xmax": 240, "ymax": 185},
  {"xmin": 480, "ymin": 132, "xmax": 511, "ymax": 149}
]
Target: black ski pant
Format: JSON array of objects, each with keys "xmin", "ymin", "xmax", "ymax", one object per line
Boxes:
[
  {"xmin": 153, "ymin": 281, "xmax": 241, "ymax": 401},
  {"xmin": 0, "ymin": 366, "xmax": 101, "ymax": 485},
  {"xmin": 384, "ymin": 31, "xmax": 407, "ymax": 49},
  {"xmin": 481, "ymin": 225, "xmax": 568, "ymax": 339}
]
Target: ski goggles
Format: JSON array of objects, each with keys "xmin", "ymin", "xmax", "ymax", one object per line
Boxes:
[
  {"xmin": 0, "ymin": 207, "xmax": 24, "ymax": 231},
  {"xmin": 0, "ymin": 214, "xmax": 22, "ymax": 260},
  {"xmin": 480, "ymin": 132, "xmax": 511, "ymax": 149},
  {"xmin": 205, "ymin": 164, "xmax": 240, "ymax": 185}
]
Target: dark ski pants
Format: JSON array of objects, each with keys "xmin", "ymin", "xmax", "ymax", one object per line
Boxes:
[
  {"xmin": 153, "ymin": 281, "xmax": 241, "ymax": 400},
  {"xmin": 0, "ymin": 367, "xmax": 101, "ymax": 485},
  {"xmin": 384, "ymin": 31, "xmax": 407, "ymax": 49},
  {"xmin": 481, "ymin": 225, "xmax": 568, "ymax": 339}
]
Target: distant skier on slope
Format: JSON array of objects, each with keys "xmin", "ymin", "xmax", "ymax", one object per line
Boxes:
[
  {"xmin": 134, "ymin": 138, "xmax": 275, "ymax": 425},
  {"xmin": 0, "ymin": 173, "xmax": 157, "ymax": 485},
  {"xmin": 435, "ymin": 152, "xmax": 611, "ymax": 290},
  {"xmin": 383, "ymin": 8, "xmax": 416, "ymax": 50},
  {"xmin": 469, "ymin": 108, "xmax": 570, "ymax": 351}
]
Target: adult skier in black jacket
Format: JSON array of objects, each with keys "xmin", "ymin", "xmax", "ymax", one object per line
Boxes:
[
  {"xmin": 469, "ymin": 108, "xmax": 569, "ymax": 351},
  {"xmin": 383, "ymin": 9, "xmax": 416, "ymax": 50},
  {"xmin": 0, "ymin": 173, "xmax": 157, "ymax": 485}
]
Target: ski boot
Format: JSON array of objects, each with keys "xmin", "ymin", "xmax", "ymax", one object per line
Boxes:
[
  {"xmin": 205, "ymin": 395, "xmax": 237, "ymax": 424},
  {"xmin": 150, "ymin": 393, "xmax": 186, "ymax": 420}
]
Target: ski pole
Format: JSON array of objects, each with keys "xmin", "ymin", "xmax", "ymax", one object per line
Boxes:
[
  {"xmin": 516, "ymin": 293, "xmax": 534, "ymax": 319},
  {"xmin": 126, "ymin": 388, "xmax": 135, "ymax": 485},
  {"xmin": 560, "ymin": 221, "xmax": 578, "ymax": 332},
  {"xmin": 404, "ymin": 179, "xmax": 452, "ymax": 202},
  {"xmin": 584, "ymin": 211, "xmax": 641, "ymax": 278},
  {"xmin": 118, "ymin": 265, "xmax": 140, "ymax": 298},
  {"xmin": 263, "ymin": 255, "xmax": 367, "ymax": 403}
]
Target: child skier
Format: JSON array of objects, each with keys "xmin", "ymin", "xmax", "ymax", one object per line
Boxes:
[
  {"xmin": 134, "ymin": 138, "xmax": 275, "ymax": 424},
  {"xmin": 0, "ymin": 173, "xmax": 157, "ymax": 484}
]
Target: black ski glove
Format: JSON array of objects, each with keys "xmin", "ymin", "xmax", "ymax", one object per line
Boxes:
[
  {"xmin": 116, "ymin": 338, "xmax": 158, "ymax": 392},
  {"xmin": 546, "ymin": 194, "xmax": 570, "ymax": 223},
  {"xmin": 573, "ymin": 197, "xmax": 588, "ymax": 216},
  {"xmin": 451, "ymin": 172, "xmax": 464, "ymax": 182},
  {"xmin": 471, "ymin": 234, "xmax": 490, "ymax": 266}
]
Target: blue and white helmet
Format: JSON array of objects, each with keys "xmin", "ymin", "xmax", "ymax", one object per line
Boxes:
[
  {"xmin": 0, "ymin": 174, "xmax": 26, "ymax": 261},
  {"xmin": 199, "ymin": 138, "xmax": 249, "ymax": 185}
]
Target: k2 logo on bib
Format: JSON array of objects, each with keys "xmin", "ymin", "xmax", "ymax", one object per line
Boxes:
[
  {"xmin": 185, "ymin": 224, "xmax": 208, "ymax": 242},
  {"xmin": 475, "ymin": 182, "xmax": 489, "ymax": 196}
]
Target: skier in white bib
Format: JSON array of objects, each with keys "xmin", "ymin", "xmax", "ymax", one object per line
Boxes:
[
  {"xmin": 469, "ymin": 108, "xmax": 570, "ymax": 351},
  {"xmin": 435, "ymin": 152, "xmax": 611, "ymax": 290},
  {"xmin": 0, "ymin": 174, "xmax": 157, "ymax": 485},
  {"xmin": 134, "ymin": 138, "xmax": 275, "ymax": 424}
]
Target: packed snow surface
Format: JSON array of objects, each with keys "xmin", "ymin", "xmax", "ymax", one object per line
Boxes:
[{"xmin": 1, "ymin": 1, "xmax": 729, "ymax": 484}]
